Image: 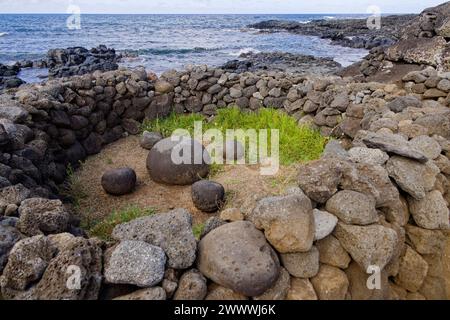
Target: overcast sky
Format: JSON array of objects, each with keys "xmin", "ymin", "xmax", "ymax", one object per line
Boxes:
[{"xmin": 0, "ymin": 0, "xmax": 446, "ymax": 14}]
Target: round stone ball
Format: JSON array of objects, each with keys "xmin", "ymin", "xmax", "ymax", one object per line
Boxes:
[
  {"xmin": 191, "ymin": 180, "xmax": 226, "ymax": 213},
  {"xmin": 101, "ymin": 167, "xmax": 137, "ymax": 196},
  {"xmin": 147, "ymin": 137, "xmax": 210, "ymax": 186},
  {"xmin": 223, "ymin": 139, "xmax": 245, "ymax": 162}
]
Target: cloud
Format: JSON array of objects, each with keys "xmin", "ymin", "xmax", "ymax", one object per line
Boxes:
[{"xmin": 0, "ymin": 0, "xmax": 446, "ymax": 14}]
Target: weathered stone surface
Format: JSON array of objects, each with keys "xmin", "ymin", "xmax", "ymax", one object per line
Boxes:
[
  {"xmin": 155, "ymin": 80, "xmax": 174, "ymax": 94},
  {"xmin": 0, "ymin": 184, "xmax": 30, "ymax": 212},
  {"xmin": 348, "ymin": 147, "xmax": 389, "ymax": 165},
  {"xmin": 32, "ymin": 234, "xmax": 103, "ymax": 300},
  {"xmin": 197, "ymin": 221, "xmax": 280, "ymax": 297},
  {"xmin": 112, "ymin": 209, "xmax": 197, "ymax": 269},
  {"xmin": 409, "ymin": 135, "xmax": 442, "ymax": 160},
  {"xmin": 0, "ymin": 106, "xmax": 28, "ymax": 122},
  {"xmin": 17, "ymin": 198, "xmax": 70, "ymax": 236},
  {"xmin": 386, "ymin": 156, "xmax": 439, "ymax": 200},
  {"xmin": 316, "ymin": 235, "xmax": 351, "ymax": 269},
  {"xmin": 0, "ymin": 220, "xmax": 23, "ymax": 272},
  {"xmin": 310, "ymin": 265, "xmax": 349, "ymax": 300},
  {"xmin": 334, "ymin": 223, "xmax": 398, "ymax": 271},
  {"xmin": 325, "ymin": 190, "xmax": 378, "ymax": 226},
  {"xmin": 254, "ymin": 267, "xmax": 290, "ymax": 300},
  {"xmin": 387, "ymin": 95, "xmax": 422, "ymax": 113},
  {"xmin": 247, "ymin": 193, "xmax": 314, "ymax": 253},
  {"xmin": 205, "ymin": 283, "xmax": 248, "ymax": 300},
  {"xmin": 298, "ymin": 158, "xmax": 345, "ymax": 203},
  {"xmin": 362, "ymin": 132, "xmax": 428, "ymax": 163},
  {"xmin": 345, "ymin": 261, "xmax": 390, "ymax": 300},
  {"xmin": 220, "ymin": 208, "xmax": 244, "ymax": 222},
  {"xmin": 280, "ymin": 246, "xmax": 319, "ymax": 278},
  {"xmin": 413, "ymin": 111, "xmax": 450, "ymax": 139},
  {"xmin": 101, "ymin": 167, "xmax": 136, "ymax": 196},
  {"xmin": 0, "ymin": 235, "xmax": 55, "ymax": 293},
  {"xmin": 105, "ymin": 240, "xmax": 166, "ymax": 287},
  {"xmin": 407, "ymin": 191, "xmax": 449, "ymax": 230},
  {"xmin": 191, "ymin": 180, "xmax": 225, "ymax": 213},
  {"xmin": 419, "ymin": 275, "xmax": 448, "ymax": 300},
  {"xmin": 147, "ymin": 136, "xmax": 210, "ymax": 186},
  {"xmin": 394, "ymin": 246, "xmax": 428, "ymax": 293},
  {"xmin": 114, "ymin": 287, "xmax": 167, "ymax": 300},
  {"xmin": 174, "ymin": 269, "xmax": 207, "ymax": 300},
  {"xmin": 405, "ymin": 225, "xmax": 446, "ymax": 255},
  {"xmin": 286, "ymin": 278, "xmax": 318, "ymax": 300},
  {"xmin": 313, "ymin": 209, "xmax": 338, "ymax": 241},
  {"xmin": 140, "ymin": 131, "xmax": 163, "ymax": 150}
]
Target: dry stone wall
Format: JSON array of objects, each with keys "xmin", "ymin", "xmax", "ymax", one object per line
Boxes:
[{"xmin": 0, "ymin": 64, "xmax": 449, "ymax": 300}]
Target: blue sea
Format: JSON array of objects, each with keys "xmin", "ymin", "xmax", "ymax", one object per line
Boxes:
[{"xmin": 0, "ymin": 14, "xmax": 369, "ymax": 81}]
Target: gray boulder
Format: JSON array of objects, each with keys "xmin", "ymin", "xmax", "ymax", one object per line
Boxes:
[
  {"xmin": 17, "ymin": 198, "xmax": 70, "ymax": 236},
  {"xmin": 386, "ymin": 156, "xmax": 439, "ymax": 200},
  {"xmin": 112, "ymin": 208, "xmax": 197, "ymax": 269},
  {"xmin": 105, "ymin": 240, "xmax": 166, "ymax": 287},
  {"xmin": 325, "ymin": 190, "xmax": 379, "ymax": 226},
  {"xmin": 362, "ymin": 132, "xmax": 428, "ymax": 163},
  {"xmin": 147, "ymin": 136, "xmax": 210, "ymax": 185},
  {"xmin": 247, "ymin": 193, "xmax": 314, "ymax": 253},
  {"xmin": 197, "ymin": 221, "xmax": 280, "ymax": 297},
  {"xmin": 334, "ymin": 223, "xmax": 398, "ymax": 271}
]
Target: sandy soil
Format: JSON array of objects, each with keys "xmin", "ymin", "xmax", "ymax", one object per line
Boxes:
[{"xmin": 73, "ymin": 135, "xmax": 298, "ymax": 227}]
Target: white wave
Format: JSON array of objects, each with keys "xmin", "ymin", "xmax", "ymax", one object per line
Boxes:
[
  {"xmin": 229, "ymin": 47, "xmax": 260, "ymax": 57},
  {"xmin": 0, "ymin": 32, "xmax": 8, "ymax": 37},
  {"xmin": 298, "ymin": 20, "xmax": 311, "ymax": 24},
  {"xmin": 324, "ymin": 16, "xmax": 336, "ymax": 20}
]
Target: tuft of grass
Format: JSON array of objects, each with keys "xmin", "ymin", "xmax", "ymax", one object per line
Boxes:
[
  {"xmin": 142, "ymin": 112, "xmax": 205, "ymax": 137},
  {"xmin": 193, "ymin": 223, "xmax": 205, "ymax": 240},
  {"xmin": 86, "ymin": 205, "xmax": 155, "ymax": 241},
  {"xmin": 59, "ymin": 163, "xmax": 88, "ymax": 208},
  {"xmin": 141, "ymin": 108, "xmax": 326, "ymax": 165}
]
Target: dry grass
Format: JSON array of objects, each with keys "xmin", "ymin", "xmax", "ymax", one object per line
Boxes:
[{"xmin": 72, "ymin": 135, "xmax": 299, "ymax": 227}]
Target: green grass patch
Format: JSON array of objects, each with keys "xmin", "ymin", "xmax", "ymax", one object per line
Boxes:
[
  {"xmin": 142, "ymin": 108, "xmax": 327, "ymax": 165},
  {"xmin": 193, "ymin": 223, "xmax": 205, "ymax": 240},
  {"xmin": 142, "ymin": 112, "xmax": 204, "ymax": 137},
  {"xmin": 86, "ymin": 205, "xmax": 155, "ymax": 241}
]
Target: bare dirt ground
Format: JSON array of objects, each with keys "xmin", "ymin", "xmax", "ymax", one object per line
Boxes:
[
  {"xmin": 73, "ymin": 135, "xmax": 298, "ymax": 227},
  {"xmin": 72, "ymin": 135, "xmax": 450, "ymax": 299}
]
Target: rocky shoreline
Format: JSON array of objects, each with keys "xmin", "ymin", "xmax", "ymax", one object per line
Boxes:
[{"xmin": 248, "ymin": 14, "xmax": 416, "ymax": 50}]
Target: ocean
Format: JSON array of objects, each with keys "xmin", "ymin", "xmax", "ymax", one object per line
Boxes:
[{"xmin": 0, "ymin": 14, "xmax": 369, "ymax": 81}]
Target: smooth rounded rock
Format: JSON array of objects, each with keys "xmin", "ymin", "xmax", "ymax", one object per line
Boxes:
[
  {"xmin": 197, "ymin": 221, "xmax": 280, "ymax": 297},
  {"xmin": 147, "ymin": 137, "xmax": 210, "ymax": 186},
  {"xmin": 101, "ymin": 167, "xmax": 137, "ymax": 196},
  {"xmin": 191, "ymin": 180, "xmax": 225, "ymax": 213}
]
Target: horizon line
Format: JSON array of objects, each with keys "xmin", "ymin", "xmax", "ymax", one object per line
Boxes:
[{"xmin": 0, "ymin": 12, "xmax": 415, "ymax": 15}]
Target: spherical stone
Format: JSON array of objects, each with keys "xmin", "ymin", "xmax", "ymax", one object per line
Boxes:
[
  {"xmin": 191, "ymin": 180, "xmax": 225, "ymax": 213},
  {"xmin": 147, "ymin": 137, "xmax": 210, "ymax": 186},
  {"xmin": 223, "ymin": 140, "xmax": 245, "ymax": 162},
  {"xmin": 101, "ymin": 167, "xmax": 137, "ymax": 196}
]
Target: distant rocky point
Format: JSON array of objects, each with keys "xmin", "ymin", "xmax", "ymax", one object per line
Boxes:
[{"xmin": 248, "ymin": 15, "xmax": 416, "ymax": 49}]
